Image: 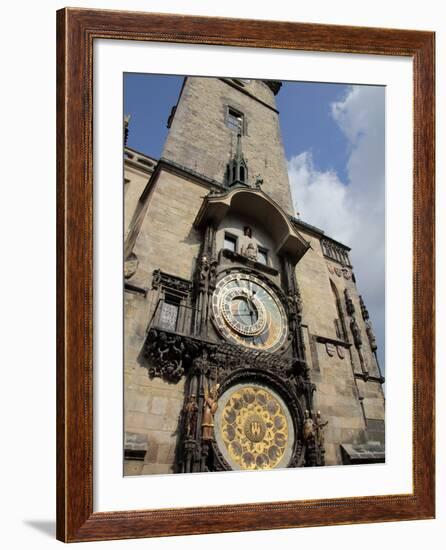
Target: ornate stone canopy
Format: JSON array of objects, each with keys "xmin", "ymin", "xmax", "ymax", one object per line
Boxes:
[{"xmin": 193, "ymin": 187, "xmax": 310, "ymax": 265}]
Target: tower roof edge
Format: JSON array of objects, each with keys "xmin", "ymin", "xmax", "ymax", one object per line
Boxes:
[{"xmin": 263, "ymin": 80, "xmax": 282, "ymax": 95}]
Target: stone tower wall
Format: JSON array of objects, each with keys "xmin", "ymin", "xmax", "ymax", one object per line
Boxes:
[
  {"xmin": 162, "ymin": 77, "xmax": 294, "ymax": 213},
  {"xmin": 124, "ymin": 171, "xmax": 205, "ymax": 475},
  {"xmin": 295, "ymin": 230, "xmax": 385, "ymax": 465}
]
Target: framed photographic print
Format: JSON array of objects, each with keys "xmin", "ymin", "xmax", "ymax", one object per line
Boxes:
[{"xmin": 56, "ymin": 8, "xmax": 435, "ymax": 542}]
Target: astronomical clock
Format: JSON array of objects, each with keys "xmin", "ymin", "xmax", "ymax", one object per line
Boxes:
[
  {"xmin": 210, "ymin": 271, "xmax": 295, "ymax": 470},
  {"xmin": 143, "ymin": 180, "xmax": 328, "ymax": 473},
  {"xmin": 212, "ymin": 272, "xmax": 288, "ymax": 353}
]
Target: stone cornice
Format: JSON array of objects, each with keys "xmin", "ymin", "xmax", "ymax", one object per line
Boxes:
[{"xmin": 290, "ymin": 216, "xmax": 351, "ymax": 252}]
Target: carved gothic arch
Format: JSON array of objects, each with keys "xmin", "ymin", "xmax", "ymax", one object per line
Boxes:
[{"xmin": 193, "ymin": 187, "xmax": 310, "ymax": 265}]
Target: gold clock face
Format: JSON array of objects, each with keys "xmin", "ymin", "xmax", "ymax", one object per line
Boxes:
[
  {"xmin": 212, "ymin": 273, "xmax": 288, "ymax": 352},
  {"xmin": 214, "ymin": 384, "xmax": 294, "ymax": 470}
]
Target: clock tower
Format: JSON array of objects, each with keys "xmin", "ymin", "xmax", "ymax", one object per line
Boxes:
[{"xmin": 123, "ymin": 77, "xmax": 385, "ymax": 475}]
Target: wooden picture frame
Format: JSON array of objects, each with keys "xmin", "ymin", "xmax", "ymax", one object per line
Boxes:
[{"xmin": 56, "ymin": 7, "xmax": 435, "ymax": 542}]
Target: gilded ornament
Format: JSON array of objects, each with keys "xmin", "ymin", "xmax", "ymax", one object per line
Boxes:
[{"xmin": 219, "ymin": 386, "xmax": 290, "ymax": 470}]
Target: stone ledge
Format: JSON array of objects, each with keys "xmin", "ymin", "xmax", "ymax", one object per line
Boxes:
[
  {"xmin": 221, "ymin": 248, "xmax": 279, "ymax": 276},
  {"xmin": 340, "ymin": 441, "xmax": 385, "ymax": 464}
]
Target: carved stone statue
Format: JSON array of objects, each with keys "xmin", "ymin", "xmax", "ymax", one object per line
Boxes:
[
  {"xmin": 365, "ymin": 319, "xmax": 377, "ymax": 352},
  {"xmin": 192, "ymin": 348, "xmax": 211, "ymax": 376},
  {"xmin": 197, "ymin": 255, "xmax": 210, "ymax": 291},
  {"xmin": 240, "ymin": 226, "xmax": 258, "ymax": 261},
  {"xmin": 184, "ymin": 394, "xmax": 198, "ymax": 438},
  {"xmin": 164, "ymin": 335, "xmax": 185, "ymax": 380},
  {"xmin": 202, "ymin": 383, "xmax": 220, "ymax": 441},
  {"xmin": 315, "ymin": 411, "xmax": 328, "ymax": 447},
  {"xmin": 287, "ymin": 293, "xmax": 298, "ymax": 318},
  {"xmin": 303, "ymin": 410, "xmax": 315, "ymax": 444},
  {"xmin": 344, "ymin": 288, "xmax": 355, "ymax": 316},
  {"xmin": 209, "ymin": 257, "xmax": 218, "ymax": 291},
  {"xmin": 242, "ymin": 241, "xmax": 258, "ymax": 262},
  {"xmin": 144, "ymin": 330, "xmax": 186, "ymax": 382},
  {"xmin": 350, "ymin": 316, "xmax": 362, "ymax": 347},
  {"xmin": 359, "ymin": 295, "xmax": 369, "ymax": 320}
]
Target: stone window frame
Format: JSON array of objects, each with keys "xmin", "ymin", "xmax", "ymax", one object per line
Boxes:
[
  {"xmin": 223, "ymin": 231, "xmax": 238, "ymax": 253},
  {"xmin": 225, "ymin": 105, "xmax": 245, "ymax": 134},
  {"xmin": 150, "ymin": 269, "xmax": 193, "ymax": 335},
  {"xmin": 257, "ymin": 246, "xmax": 269, "ymax": 266}
]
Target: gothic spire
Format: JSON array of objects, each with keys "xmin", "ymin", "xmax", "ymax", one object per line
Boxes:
[{"xmin": 227, "ymin": 132, "xmax": 249, "ymax": 187}]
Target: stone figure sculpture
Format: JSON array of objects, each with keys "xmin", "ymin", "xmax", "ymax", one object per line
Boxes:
[
  {"xmin": 365, "ymin": 319, "xmax": 378, "ymax": 352},
  {"xmin": 303, "ymin": 409, "xmax": 315, "ymax": 443},
  {"xmin": 315, "ymin": 410, "xmax": 328, "ymax": 447},
  {"xmin": 184, "ymin": 394, "xmax": 198, "ymax": 438},
  {"xmin": 350, "ymin": 316, "xmax": 362, "ymax": 347},
  {"xmin": 344, "ymin": 288, "xmax": 355, "ymax": 316},
  {"xmin": 202, "ymin": 383, "xmax": 220, "ymax": 440},
  {"xmin": 197, "ymin": 255, "xmax": 210, "ymax": 291},
  {"xmin": 240, "ymin": 226, "xmax": 258, "ymax": 261}
]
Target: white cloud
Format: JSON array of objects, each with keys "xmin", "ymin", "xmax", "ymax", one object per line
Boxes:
[{"xmin": 288, "ymin": 85, "xmax": 385, "ymax": 369}]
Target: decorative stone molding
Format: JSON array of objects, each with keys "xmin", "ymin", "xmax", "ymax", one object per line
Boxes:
[
  {"xmin": 143, "ymin": 329, "xmax": 192, "ymax": 382},
  {"xmin": 314, "ymin": 334, "xmax": 351, "ymax": 348},
  {"xmin": 220, "ymin": 248, "xmax": 279, "ymax": 276},
  {"xmin": 124, "ymin": 252, "xmax": 138, "ymax": 279},
  {"xmin": 152, "ymin": 269, "xmax": 192, "ymax": 296},
  {"xmin": 143, "ymin": 328, "xmax": 306, "ymax": 384},
  {"xmin": 325, "ymin": 343, "xmax": 336, "ymax": 357},
  {"xmin": 359, "ymin": 295, "xmax": 378, "ymax": 352},
  {"xmin": 321, "ymin": 238, "xmax": 351, "ymax": 266},
  {"xmin": 194, "ymin": 187, "xmax": 310, "ymax": 265}
]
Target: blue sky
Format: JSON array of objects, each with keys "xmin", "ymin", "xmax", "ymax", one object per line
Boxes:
[
  {"xmin": 124, "ymin": 74, "xmax": 385, "ymax": 371},
  {"xmin": 124, "ymin": 73, "xmax": 184, "ymax": 159},
  {"xmin": 277, "ymin": 82, "xmax": 350, "ymax": 183}
]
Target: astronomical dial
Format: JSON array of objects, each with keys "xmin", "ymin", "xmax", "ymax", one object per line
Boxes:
[
  {"xmin": 211, "ymin": 273, "xmax": 288, "ymax": 352},
  {"xmin": 214, "ymin": 383, "xmax": 295, "ymax": 470}
]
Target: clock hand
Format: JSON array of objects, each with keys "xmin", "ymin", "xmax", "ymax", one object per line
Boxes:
[{"xmin": 246, "ymin": 298, "xmax": 256, "ymax": 320}]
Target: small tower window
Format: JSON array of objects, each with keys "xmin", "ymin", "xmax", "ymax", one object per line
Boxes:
[
  {"xmin": 224, "ymin": 232, "xmax": 237, "ymax": 252},
  {"xmin": 226, "ymin": 106, "xmax": 244, "ymax": 134},
  {"xmin": 257, "ymin": 247, "xmax": 268, "ymax": 265}
]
